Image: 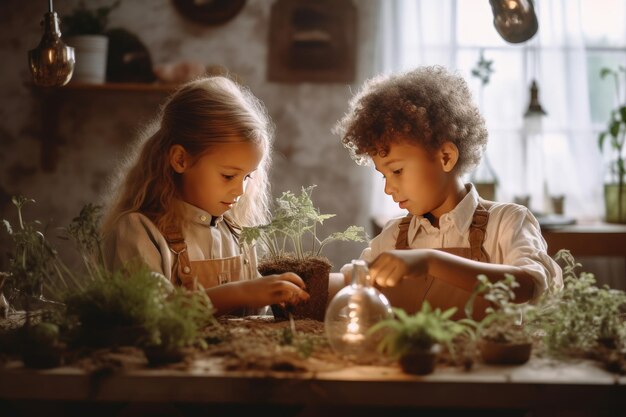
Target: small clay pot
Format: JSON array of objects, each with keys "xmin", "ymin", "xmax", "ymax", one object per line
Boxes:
[
  {"xmin": 479, "ymin": 340, "xmax": 532, "ymax": 365},
  {"xmin": 398, "ymin": 345, "xmax": 440, "ymax": 375}
]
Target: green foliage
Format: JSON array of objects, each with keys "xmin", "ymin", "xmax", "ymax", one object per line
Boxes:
[
  {"xmin": 62, "ymin": 0, "xmax": 120, "ymax": 36},
  {"xmin": 368, "ymin": 303, "xmax": 467, "ymax": 359},
  {"xmin": 464, "ymin": 274, "xmax": 533, "ymax": 344},
  {"xmin": 527, "ymin": 250, "xmax": 626, "ymax": 357},
  {"xmin": 471, "ymin": 50, "xmax": 495, "ymax": 86},
  {"xmin": 239, "ymin": 185, "xmax": 367, "ymax": 261},
  {"xmin": 1, "ymin": 196, "xmax": 72, "ymax": 305},
  {"xmin": 63, "ymin": 263, "xmax": 165, "ymax": 332},
  {"xmin": 599, "ymin": 66, "xmax": 626, "ymax": 218},
  {"xmin": 148, "ymin": 288, "xmax": 214, "ymax": 350},
  {"xmin": 59, "ymin": 203, "xmax": 106, "ymax": 283}
]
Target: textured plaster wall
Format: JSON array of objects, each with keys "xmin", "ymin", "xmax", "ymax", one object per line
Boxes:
[{"xmin": 0, "ymin": 0, "xmax": 379, "ymax": 271}]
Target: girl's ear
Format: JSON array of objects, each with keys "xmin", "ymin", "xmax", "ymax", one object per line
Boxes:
[
  {"xmin": 169, "ymin": 144, "xmax": 189, "ymax": 173},
  {"xmin": 438, "ymin": 141, "xmax": 459, "ymax": 173}
]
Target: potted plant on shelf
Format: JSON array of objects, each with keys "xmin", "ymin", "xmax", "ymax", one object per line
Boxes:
[
  {"xmin": 240, "ymin": 185, "xmax": 367, "ymax": 321},
  {"xmin": 598, "ymin": 66, "xmax": 626, "ymax": 223},
  {"xmin": 464, "ymin": 274, "xmax": 534, "ymax": 365},
  {"xmin": 62, "ymin": 0, "xmax": 120, "ymax": 84},
  {"xmin": 367, "ymin": 303, "xmax": 467, "ymax": 375}
]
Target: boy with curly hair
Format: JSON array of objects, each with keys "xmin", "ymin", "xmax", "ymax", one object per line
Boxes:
[{"xmin": 334, "ymin": 66, "xmax": 562, "ymax": 319}]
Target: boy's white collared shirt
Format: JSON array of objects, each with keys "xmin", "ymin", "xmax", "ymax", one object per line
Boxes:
[{"xmin": 347, "ymin": 184, "xmax": 563, "ymax": 301}]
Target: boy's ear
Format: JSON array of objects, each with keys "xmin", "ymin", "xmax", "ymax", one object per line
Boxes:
[
  {"xmin": 169, "ymin": 145, "xmax": 189, "ymax": 173},
  {"xmin": 438, "ymin": 141, "xmax": 459, "ymax": 173}
]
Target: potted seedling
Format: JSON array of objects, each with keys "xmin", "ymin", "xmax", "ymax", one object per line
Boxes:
[
  {"xmin": 367, "ymin": 303, "xmax": 466, "ymax": 375},
  {"xmin": 62, "ymin": 0, "xmax": 120, "ymax": 83},
  {"xmin": 240, "ymin": 185, "xmax": 367, "ymax": 321},
  {"xmin": 598, "ymin": 66, "xmax": 626, "ymax": 223},
  {"xmin": 464, "ymin": 274, "xmax": 534, "ymax": 365}
]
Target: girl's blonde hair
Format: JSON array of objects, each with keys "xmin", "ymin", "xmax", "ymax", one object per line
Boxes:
[{"xmin": 101, "ymin": 76, "xmax": 274, "ymax": 235}]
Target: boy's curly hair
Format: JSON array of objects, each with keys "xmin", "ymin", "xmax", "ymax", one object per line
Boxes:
[{"xmin": 334, "ymin": 65, "xmax": 488, "ymax": 175}]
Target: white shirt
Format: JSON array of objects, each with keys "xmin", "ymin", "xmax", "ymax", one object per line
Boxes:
[
  {"xmin": 104, "ymin": 201, "xmax": 259, "ymax": 289},
  {"xmin": 343, "ymin": 184, "xmax": 563, "ymax": 301}
]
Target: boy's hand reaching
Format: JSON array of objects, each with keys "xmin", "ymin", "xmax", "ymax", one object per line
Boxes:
[{"xmin": 369, "ymin": 249, "xmax": 432, "ymax": 287}]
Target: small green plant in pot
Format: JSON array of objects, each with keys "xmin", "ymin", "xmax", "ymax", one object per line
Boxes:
[
  {"xmin": 464, "ymin": 274, "xmax": 534, "ymax": 365},
  {"xmin": 240, "ymin": 185, "xmax": 367, "ymax": 321},
  {"xmin": 367, "ymin": 303, "xmax": 466, "ymax": 375},
  {"xmin": 62, "ymin": 0, "xmax": 120, "ymax": 84},
  {"xmin": 598, "ymin": 66, "xmax": 626, "ymax": 224}
]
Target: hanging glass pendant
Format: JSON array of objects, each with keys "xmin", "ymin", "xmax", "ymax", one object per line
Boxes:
[
  {"xmin": 489, "ymin": 0, "xmax": 538, "ymax": 44},
  {"xmin": 324, "ymin": 260, "xmax": 393, "ymax": 362},
  {"xmin": 28, "ymin": 1, "xmax": 75, "ymax": 87}
]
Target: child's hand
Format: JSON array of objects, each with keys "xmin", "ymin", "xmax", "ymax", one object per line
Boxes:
[
  {"xmin": 246, "ymin": 273, "xmax": 310, "ymax": 308},
  {"xmin": 369, "ymin": 249, "xmax": 431, "ymax": 287}
]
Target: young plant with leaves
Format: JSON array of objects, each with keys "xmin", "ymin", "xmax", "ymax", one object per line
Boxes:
[
  {"xmin": 62, "ymin": 0, "xmax": 121, "ymax": 36},
  {"xmin": 239, "ymin": 185, "xmax": 367, "ymax": 321},
  {"xmin": 528, "ymin": 250, "xmax": 626, "ymax": 359},
  {"xmin": 369, "ymin": 303, "xmax": 467, "ymax": 358},
  {"xmin": 367, "ymin": 303, "xmax": 467, "ymax": 374},
  {"xmin": 599, "ymin": 66, "xmax": 626, "ymax": 222},
  {"xmin": 240, "ymin": 185, "xmax": 367, "ymax": 261},
  {"xmin": 464, "ymin": 274, "xmax": 533, "ymax": 345},
  {"xmin": 1, "ymin": 196, "xmax": 75, "ymax": 309}
]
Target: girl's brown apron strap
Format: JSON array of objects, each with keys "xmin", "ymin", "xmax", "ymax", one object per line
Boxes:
[{"xmin": 161, "ymin": 224, "xmax": 194, "ymax": 287}]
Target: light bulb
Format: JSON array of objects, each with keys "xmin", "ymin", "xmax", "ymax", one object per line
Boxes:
[
  {"xmin": 28, "ymin": 5, "xmax": 75, "ymax": 87},
  {"xmin": 324, "ymin": 260, "xmax": 392, "ymax": 362}
]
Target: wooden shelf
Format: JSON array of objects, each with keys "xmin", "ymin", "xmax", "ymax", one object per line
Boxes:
[{"xmin": 57, "ymin": 82, "xmax": 179, "ymax": 93}]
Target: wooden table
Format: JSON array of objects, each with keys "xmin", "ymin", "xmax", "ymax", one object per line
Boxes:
[{"xmin": 1, "ymin": 357, "xmax": 625, "ymax": 416}]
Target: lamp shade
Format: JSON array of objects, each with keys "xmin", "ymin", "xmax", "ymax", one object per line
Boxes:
[{"xmin": 524, "ymin": 79, "xmax": 547, "ymax": 117}]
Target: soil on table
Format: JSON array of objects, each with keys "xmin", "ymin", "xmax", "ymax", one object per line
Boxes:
[{"xmin": 31, "ymin": 316, "xmax": 393, "ymax": 375}]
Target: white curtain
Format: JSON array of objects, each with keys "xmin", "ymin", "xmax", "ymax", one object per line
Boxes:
[{"xmin": 370, "ymin": 0, "xmax": 604, "ymax": 222}]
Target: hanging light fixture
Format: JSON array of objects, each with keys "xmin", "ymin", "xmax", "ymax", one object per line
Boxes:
[
  {"xmin": 28, "ymin": 0, "xmax": 75, "ymax": 87},
  {"xmin": 524, "ymin": 79, "xmax": 547, "ymax": 117},
  {"xmin": 489, "ymin": 0, "xmax": 538, "ymax": 44}
]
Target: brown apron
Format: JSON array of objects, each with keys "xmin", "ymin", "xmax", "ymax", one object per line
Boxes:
[
  {"xmin": 161, "ymin": 216, "xmax": 250, "ymax": 292},
  {"xmin": 380, "ymin": 199, "xmax": 493, "ymax": 320}
]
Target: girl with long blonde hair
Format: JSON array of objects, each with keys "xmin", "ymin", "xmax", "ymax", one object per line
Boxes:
[{"xmin": 102, "ymin": 76, "xmax": 308, "ymax": 315}]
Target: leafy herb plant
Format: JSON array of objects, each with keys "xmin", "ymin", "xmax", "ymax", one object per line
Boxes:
[{"xmin": 239, "ymin": 185, "xmax": 367, "ymax": 261}]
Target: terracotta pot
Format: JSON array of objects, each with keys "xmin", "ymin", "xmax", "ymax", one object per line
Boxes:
[
  {"xmin": 479, "ymin": 340, "xmax": 532, "ymax": 365},
  {"xmin": 259, "ymin": 256, "xmax": 331, "ymax": 322},
  {"xmin": 398, "ymin": 346, "xmax": 440, "ymax": 375}
]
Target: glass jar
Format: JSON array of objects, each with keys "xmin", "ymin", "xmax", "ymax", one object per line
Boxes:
[{"xmin": 324, "ymin": 259, "xmax": 393, "ymax": 362}]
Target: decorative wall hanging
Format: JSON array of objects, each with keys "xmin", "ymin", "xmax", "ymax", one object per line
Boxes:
[
  {"xmin": 172, "ymin": 0, "xmax": 246, "ymax": 26},
  {"xmin": 268, "ymin": 0, "xmax": 356, "ymax": 83}
]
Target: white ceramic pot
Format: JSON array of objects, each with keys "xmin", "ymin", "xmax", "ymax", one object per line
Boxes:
[{"xmin": 67, "ymin": 35, "xmax": 109, "ymax": 84}]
